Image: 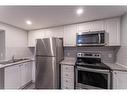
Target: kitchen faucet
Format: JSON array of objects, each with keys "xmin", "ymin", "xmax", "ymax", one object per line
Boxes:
[{"xmin": 12, "ymin": 55, "xmax": 15, "ymax": 62}]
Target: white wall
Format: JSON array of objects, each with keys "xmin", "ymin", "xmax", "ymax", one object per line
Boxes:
[
  {"xmin": 0, "ymin": 23, "xmax": 32, "ymax": 60},
  {"xmin": 116, "ymin": 13, "xmax": 127, "ymax": 67}
]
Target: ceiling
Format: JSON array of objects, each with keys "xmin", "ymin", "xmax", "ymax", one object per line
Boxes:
[{"xmin": 0, "ymin": 6, "xmax": 127, "ymax": 31}]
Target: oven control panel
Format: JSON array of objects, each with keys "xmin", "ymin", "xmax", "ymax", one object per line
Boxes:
[{"xmin": 77, "ymin": 52, "xmax": 101, "ymax": 58}]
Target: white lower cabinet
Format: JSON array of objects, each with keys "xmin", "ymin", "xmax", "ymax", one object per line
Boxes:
[
  {"xmin": 4, "ymin": 64, "xmax": 21, "ymax": 89},
  {"xmin": 113, "ymin": 70, "xmax": 127, "ymax": 89},
  {"xmin": 21, "ymin": 62, "xmax": 32, "ymax": 87},
  {"xmin": 61, "ymin": 65, "xmax": 74, "ymax": 89},
  {"xmin": 4, "ymin": 61, "xmax": 32, "ymax": 89}
]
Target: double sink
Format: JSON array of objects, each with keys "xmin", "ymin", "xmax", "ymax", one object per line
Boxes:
[{"xmin": 0, "ymin": 58, "xmax": 29, "ymax": 65}]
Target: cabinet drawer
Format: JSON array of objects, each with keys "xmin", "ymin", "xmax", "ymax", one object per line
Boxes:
[
  {"xmin": 61, "ymin": 71, "xmax": 74, "ymax": 78},
  {"xmin": 61, "ymin": 84, "xmax": 74, "ymax": 89},
  {"xmin": 61, "ymin": 65, "xmax": 74, "ymax": 72},
  {"xmin": 61, "ymin": 78, "xmax": 74, "ymax": 89}
]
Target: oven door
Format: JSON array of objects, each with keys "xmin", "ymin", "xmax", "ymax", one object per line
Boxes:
[{"xmin": 76, "ymin": 66, "xmax": 111, "ymax": 89}]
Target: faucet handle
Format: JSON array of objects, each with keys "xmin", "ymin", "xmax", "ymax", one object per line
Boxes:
[{"xmin": 12, "ymin": 55, "xmax": 15, "ymax": 61}]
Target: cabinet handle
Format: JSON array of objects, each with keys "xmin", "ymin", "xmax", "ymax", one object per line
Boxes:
[{"xmin": 65, "ymin": 74, "xmax": 68, "ymax": 76}]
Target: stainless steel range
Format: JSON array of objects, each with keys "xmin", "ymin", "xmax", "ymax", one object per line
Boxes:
[{"xmin": 76, "ymin": 52, "xmax": 112, "ymax": 89}]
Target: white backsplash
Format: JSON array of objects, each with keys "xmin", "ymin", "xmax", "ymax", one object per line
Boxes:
[
  {"xmin": 5, "ymin": 47, "xmax": 33, "ymax": 60},
  {"xmin": 64, "ymin": 46, "xmax": 119, "ymax": 63}
]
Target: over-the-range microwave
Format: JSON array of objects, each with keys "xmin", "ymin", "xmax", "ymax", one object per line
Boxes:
[{"xmin": 76, "ymin": 30, "xmax": 108, "ymax": 46}]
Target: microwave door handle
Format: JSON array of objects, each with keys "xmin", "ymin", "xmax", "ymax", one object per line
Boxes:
[{"xmin": 98, "ymin": 33, "xmax": 101, "ymax": 44}]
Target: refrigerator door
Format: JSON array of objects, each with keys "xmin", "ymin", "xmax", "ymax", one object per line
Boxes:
[
  {"xmin": 35, "ymin": 56, "xmax": 58, "ymax": 89},
  {"xmin": 36, "ymin": 38, "xmax": 56, "ymax": 57},
  {"xmin": 56, "ymin": 38, "xmax": 64, "ymax": 62}
]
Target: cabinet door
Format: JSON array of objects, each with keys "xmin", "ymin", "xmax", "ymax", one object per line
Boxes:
[
  {"xmin": 64, "ymin": 24, "xmax": 77, "ymax": 46},
  {"xmin": 90, "ymin": 20, "xmax": 104, "ymax": 31},
  {"xmin": 113, "ymin": 71, "xmax": 127, "ymax": 89},
  {"xmin": 4, "ymin": 64, "xmax": 21, "ymax": 89},
  {"xmin": 51, "ymin": 27, "xmax": 64, "ymax": 38},
  {"xmin": 77, "ymin": 20, "xmax": 104, "ymax": 32},
  {"xmin": 104, "ymin": 18, "xmax": 120, "ymax": 46},
  {"xmin": 21, "ymin": 62, "xmax": 32, "ymax": 87},
  {"xmin": 61, "ymin": 65, "xmax": 74, "ymax": 89},
  {"xmin": 25, "ymin": 62, "xmax": 32, "ymax": 84},
  {"xmin": 28, "ymin": 30, "xmax": 45, "ymax": 47},
  {"xmin": 77, "ymin": 22, "xmax": 91, "ymax": 32}
]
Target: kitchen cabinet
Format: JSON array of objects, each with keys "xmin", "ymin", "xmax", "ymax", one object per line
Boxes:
[
  {"xmin": 4, "ymin": 64, "xmax": 21, "ymax": 89},
  {"xmin": 61, "ymin": 65, "xmax": 74, "ymax": 89},
  {"xmin": 28, "ymin": 27, "xmax": 64, "ymax": 47},
  {"xmin": 77, "ymin": 20, "xmax": 104, "ymax": 33},
  {"xmin": 4, "ymin": 61, "xmax": 32, "ymax": 89},
  {"xmin": 21, "ymin": 62, "xmax": 32, "ymax": 87},
  {"xmin": 51, "ymin": 27, "xmax": 64, "ymax": 38},
  {"xmin": 28, "ymin": 30, "xmax": 45, "ymax": 47},
  {"xmin": 113, "ymin": 70, "xmax": 127, "ymax": 89},
  {"xmin": 63, "ymin": 24, "xmax": 77, "ymax": 46},
  {"xmin": 28, "ymin": 17, "xmax": 121, "ymax": 47},
  {"xmin": 104, "ymin": 17, "xmax": 120, "ymax": 46}
]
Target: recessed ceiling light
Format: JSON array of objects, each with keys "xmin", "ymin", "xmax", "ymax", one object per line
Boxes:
[
  {"xmin": 76, "ymin": 8, "xmax": 84, "ymax": 15},
  {"xmin": 26, "ymin": 20, "xmax": 32, "ymax": 25}
]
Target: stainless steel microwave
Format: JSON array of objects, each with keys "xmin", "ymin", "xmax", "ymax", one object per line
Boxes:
[{"xmin": 76, "ymin": 30, "xmax": 107, "ymax": 46}]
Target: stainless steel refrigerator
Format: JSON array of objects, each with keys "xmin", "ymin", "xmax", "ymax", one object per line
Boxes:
[{"xmin": 35, "ymin": 38, "xmax": 63, "ymax": 89}]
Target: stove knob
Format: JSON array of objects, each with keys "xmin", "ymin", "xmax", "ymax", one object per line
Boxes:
[{"xmin": 78, "ymin": 53, "xmax": 81, "ymax": 57}]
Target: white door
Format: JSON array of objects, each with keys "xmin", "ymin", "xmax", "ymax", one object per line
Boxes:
[
  {"xmin": 4, "ymin": 64, "xmax": 21, "ymax": 89},
  {"xmin": 113, "ymin": 71, "xmax": 127, "ymax": 89},
  {"xmin": 20, "ymin": 63, "xmax": 26, "ymax": 86},
  {"xmin": 90, "ymin": 20, "xmax": 104, "ymax": 31},
  {"xmin": 25, "ymin": 62, "xmax": 32, "ymax": 84},
  {"xmin": 77, "ymin": 22, "xmax": 91, "ymax": 32},
  {"xmin": 104, "ymin": 18, "xmax": 120, "ymax": 46},
  {"xmin": 64, "ymin": 24, "xmax": 77, "ymax": 46},
  {"xmin": 21, "ymin": 62, "xmax": 32, "ymax": 86},
  {"xmin": 51, "ymin": 27, "xmax": 64, "ymax": 38},
  {"xmin": 28, "ymin": 30, "xmax": 45, "ymax": 47}
]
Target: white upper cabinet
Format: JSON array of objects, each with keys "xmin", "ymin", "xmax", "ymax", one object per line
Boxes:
[
  {"xmin": 28, "ymin": 17, "xmax": 121, "ymax": 47},
  {"xmin": 63, "ymin": 24, "xmax": 77, "ymax": 46},
  {"xmin": 28, "ymin": 30, "xmax": 45, "ymax": 47},
  {"xmin": 51, "ymin": 27, "xmax": 64, "ymax": 38},
  {"xmin": 28, "ymin": 27, "xmax": 64, "ymax": 47},
  {"xmin": 90, "ymin": 20, "xmax": 104, "ymax": 31},
  {"xmin": 77, "ymin": 20, "xmax": 104, "ymax": 33},
  {"xmin": 77, "ymin": 22, "xmax": 91, "ymax": 32},
  {"xmin": 104, "ymin": 17, "xmax": 120, "ymax": 46}
]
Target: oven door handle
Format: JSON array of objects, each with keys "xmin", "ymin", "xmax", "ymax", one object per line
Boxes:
[
  {"xmin": 98, "ymin": 33, "xmax": 101, "ymax": 44},
  {"xmin": 76, "ymin": 66, "xmax": 110, "ymax": 74}
]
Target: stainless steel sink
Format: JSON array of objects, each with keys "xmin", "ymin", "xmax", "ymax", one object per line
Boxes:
[{"xmin": 0, "ymin": 58, "xmax": 29, "ymax": 65}]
